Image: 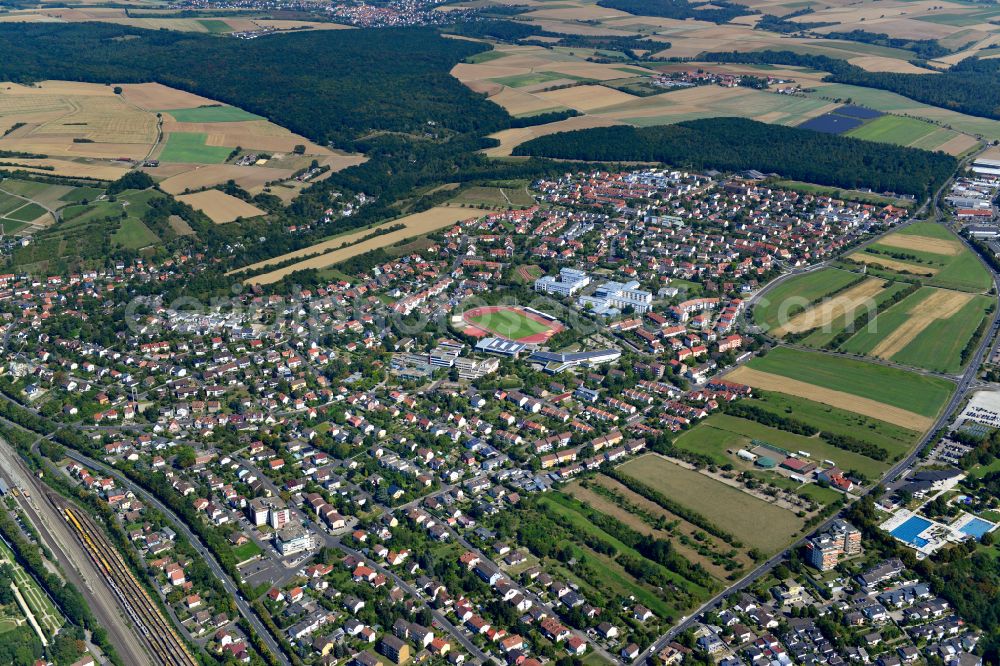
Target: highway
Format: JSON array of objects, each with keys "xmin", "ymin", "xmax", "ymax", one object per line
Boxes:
[{"xmin": 636, "ymin": 161, "xmax": 1000, "ymax": 664}]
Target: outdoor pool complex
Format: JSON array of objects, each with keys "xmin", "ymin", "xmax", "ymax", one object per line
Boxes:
[
  {"xmin": 890, "ymin": 516, "xmax": 933, "ymax": 547},
  {"xmin": 958, "ymin": 517, "xmax": 995, "ymax": 540}
]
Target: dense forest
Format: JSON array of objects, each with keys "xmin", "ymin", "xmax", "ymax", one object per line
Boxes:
[
  {"xmin": 445, "ymin": 19, "xmax": 671, "ymax": 59},
  {"xmin": 704, "ymin": 49, "xmax": 1000, "ymax": 122},
  {"xmin": 0, "ymin": 23, "xmax": 510, "ymax": 147},
  {"xmin": 512, "ymin": 117, "xmax": 955, "ymax": 197},
  {"xmin": 596, "ymin": 0, "xmax": 755, "ymax": 24}
]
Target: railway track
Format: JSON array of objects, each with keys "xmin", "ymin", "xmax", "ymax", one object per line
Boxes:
[{"xmin": 60, "ymin": 501, "xmax": 197, "ymax": 666}]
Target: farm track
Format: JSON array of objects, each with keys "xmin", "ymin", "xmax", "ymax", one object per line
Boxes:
[{"xmin": 59, "ymin": 499, "xmax": 197, "ymax": 666}]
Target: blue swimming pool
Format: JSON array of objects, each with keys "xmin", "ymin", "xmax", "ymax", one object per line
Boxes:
[
  {"xmin": 890, "ymin": 516, "xmax": 932, "ymax": 547},
  {"xmin": 959, "ymin": 517, "xmax": 995, "ymax": 540}
]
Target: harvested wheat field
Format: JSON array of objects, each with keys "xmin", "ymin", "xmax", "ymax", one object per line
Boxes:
[
  {"xmin": 849, "ymin": 253, "xmax": 939, "ymax": 275},
  {"xmin": 726, "ymin": 366, "xmax": 934, "ymax": 430},
  {"xmin": 485, "ymin": 115, "xmax": 625, "ymax": 157},
  {"xmin": 240, "ymin": 206, "xmax": 482, "ymax": 284},
  {"xmin": 487, "ymin": 87, "xmax": 565, "ymax": 116},
  {"xmin": 533, "ymin": 85, "xmax": 638, "ymax": 112},
  {"xmin": 772, "ymin": 278, "xmax": 884, "ymax": 336},
  {"xmin": 119, "ymin": 83, "xmax": 218, "ymax": 111},
  {"xmin": 879, "ymin": 233, "xmax": 962, "ymax": 256},
  {"xmin": 846, "ymin": 56, "xmax": 940, "ymax": 74},
  {"xmin": 158, "ymin": 164, "xmax": 296, "ymax": 195},
  {"xmin": 870, "ymin": 289, "xmax": 974, "ymax": 358},
  {"xmin": 936, "ymin": 134, "xmax": 979, "ymax": 156},
  {"xmin": 177, "ymin": 190, "xmax": 265, "ymax": 224}
]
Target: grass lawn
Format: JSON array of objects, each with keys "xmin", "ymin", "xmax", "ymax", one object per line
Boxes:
[
  {"xmin": 846, "ymin": 115, "xmax": 941, "ymax": 146},
  {"xmin": 746, "ymin": 347, "xmax": 954, "ymax": 419},
  {"xmin": 746, "ymin": 390, "xmax": 918, "ymax": 462},
  {"xmin": 158, "ymin": 132, "xmax": 233, "ymax": 163},
  {"xmin": 676, "ymin": 413, "xmax": 891, "ymax": 478},
  {"xmin": 469, "ymin": 310, "xmax": 549, "ymax": 339},
  {"xmin": 465, "ymin": 50, "xmax": 512, "ymax": 64},
  {"xmin": 113, "ymin": 217, "xmax": 159, "ymax": 249},
  {"xmin": 163, "ymin": 105, "xmax": 261, "ymax": 123},
  {"xmin": 232, "ymin": 541, "xmax": 262, "ymax": 562},
  {"xmin": 754, "ymin": 267, "xmax": 860, "ymax": 331},
  {"xmin": 617, "ymin": 454, "xmax": 804, "ymax": 553},
  {"xmin": 5, "ymin": 203, "xmax": 46, "ymax": 222}
]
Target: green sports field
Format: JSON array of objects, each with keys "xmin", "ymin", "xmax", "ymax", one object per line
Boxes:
[
  {"xmin": 469, "ymin": 309, "xmax": 549, "ymax": 339},
  {"xmin": 162, "ymin": 105, "xmax": 261, "ymax": 123},
  {"xmin": 158, "ymin": 132, "xmax": 234, "ymax": 163},
  {"xmin": 746, "ymin": 347, "xmax": 954, "ymax": 418}
]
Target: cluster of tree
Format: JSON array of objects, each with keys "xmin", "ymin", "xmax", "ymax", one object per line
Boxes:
[
  {"xmin": 820, "ymin": 431, "xmax": 889, "ymax": 462},
  {"xmin": 704, "ymin": 49, "xmax": 1000, "ymax": 123},
  {"xmin": 0, "ymin": 149, "xmax": 46, "ymax": 159},
  {"xmin": 0, "ymin": 23, "xmax": 511, "ymax": 147},
  {"xmin": 754, "ymin": 9, "xmax": 834, "ymax": 34},
  {"xmin": 106, "ymin": 170, "xmax": 155, "ymax": 195},
  {"xmin": 596, "ymin": 0, "xmax": 756, "ymax": 24},
  {"xmin": 513, "ymin": 117, "xmax": 956, "ymax": 198},
  {"xmin": 960, "ymin": 305, "xmax": 992, "ymax": 366},
  {"xmin": 604, "ymin": 469, "xmax": 742, "ymax": 547},
  {"xmin": 724, "ymin": 401, "xmax": 819, "ymax": 435},
  {"xmin": 446, "ymin": 20, "xmax": 671, "ymax": 60},
  {"xmin": 554, "ymin": 495, "xmax": 718, "ymax": 590},
  {"xmin": 820, "ymin": 30, "xmax": 953, "ymax": 60}
]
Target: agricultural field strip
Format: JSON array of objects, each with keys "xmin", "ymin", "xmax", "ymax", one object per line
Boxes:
[
  {"xmin": 773, "ymin": 277, "xmax": 884, "ymax": 336},
  {"xmin": 868, "ymin": 288, "xmax": 973, "ymax": 358},
  {"xmin": 726, "ymin": 366, "xmax": 934, "ymax": 431},
  {"xmin": 878, "ymin": 232, "xmax": 962, "ymax": 256}
]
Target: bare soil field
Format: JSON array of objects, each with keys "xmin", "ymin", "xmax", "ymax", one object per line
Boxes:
[
  {"xmin": 533, "ymin": 84, "xmax": 639, "ymax": 112},
  {"xmin": 849, "ymin": 252, "xmax": 940, "ymax": 275},
  {"xmin": 870, "ymin": 289, "xmax": 974, "ymax": 358},
  {"xmin": 879, "ymin": 233, "xmax": 962, "ymax": 256},
  {"xmin": 484, "ymin": 115, "xmax": 625, "ymax": 157},
  {"xmin": 240, "ymin": 206, "xmax": 483, "ymax": 284},
  {"xmin": 726, "ymin": 366, "xmax": 934, "ymax": 430},
  {"xmin": 176, "ymin": 190, "xmax": 265, "ymax": 224},
  {"xmin": 772, "ymin": 278, "xmax": 885, "ymax": 336}
]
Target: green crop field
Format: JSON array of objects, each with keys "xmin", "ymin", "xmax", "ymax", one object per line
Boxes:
[
  {"xmin": 58, "ymin": 186, "xmax": 105, "ymax": 204},
  {"xmin": 0, "ymin": 192, "xmax": 25, "ymax": 216},
  {"xmin": 846, "ymin": 115, "xmax": 941, "ymax": 146},
  {"xmin": 158, "ymin": 132, "xmax": 233, "ymax": 163},
  {"xmin": 5, "ymin": 203, "xmax": 46, "ymax": 223},
  {"xmin": 746, "ymin": 347, "xmax": 954, "ymax": 418},
  {"xmin": 163, "ymin": 105, "xmax": 261, "ymax": 123},
  {"xmin": 754, "ymin": 267, "xmax": 860, "ymax": 331},
  {"xmin": 469, "ymin": 309, "xmax": 549, "ymax": 339},
  {"xmin": 617, "ymin": 454, "xmax": 804, "ymax": 553},
  {"xmin": 673, "ymin": 413, "xmax": 890, "ymax": 478},
  {"xmin": 198, "ymin": 19, "xmax": 232, "ymax": 33},
  {"xmin": 889, "ymin": 295, "xmax": 993, "ymax": 373},
  {"xmin": 797, "ymin": 280, "xmax": 912, "ymax": 349},
  {"xmin": 838, "ymin": 287, "xmax": 934, "ymax": 355}
]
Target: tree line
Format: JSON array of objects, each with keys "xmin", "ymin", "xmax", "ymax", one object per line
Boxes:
[{"xmin": 512, "ymin": 117, "xmax": 956, "ymax": 198}]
